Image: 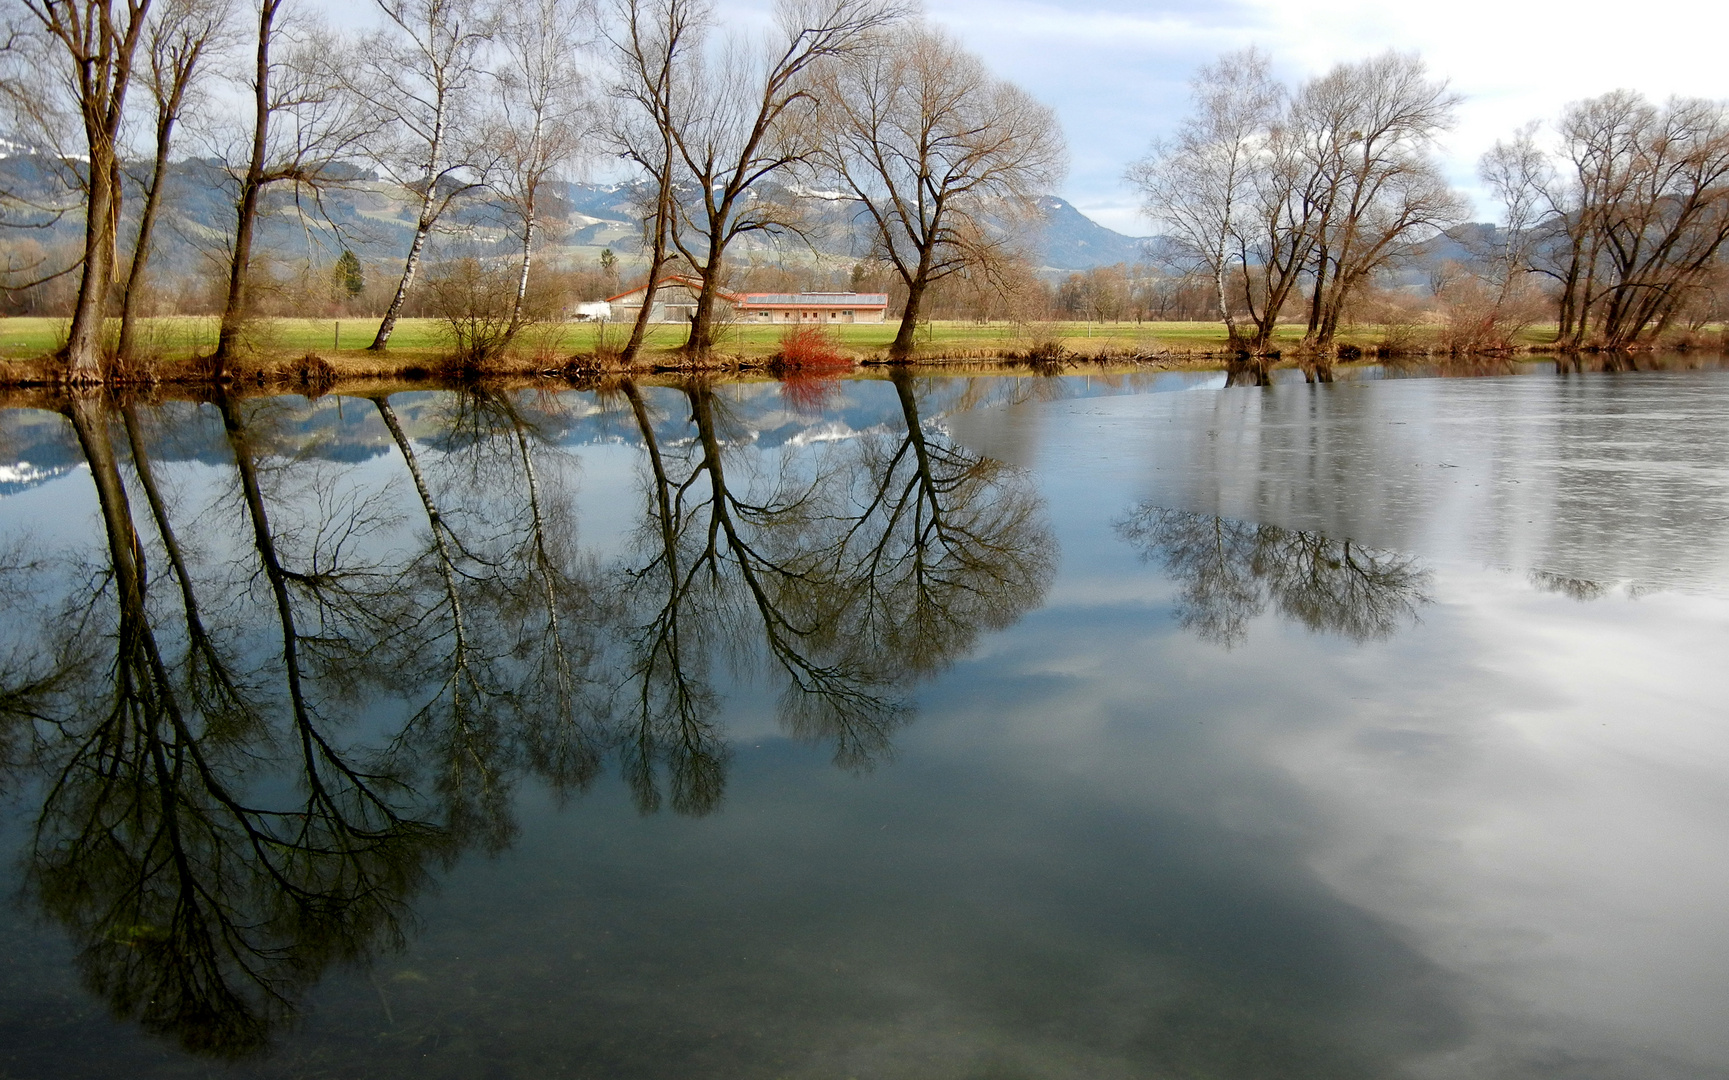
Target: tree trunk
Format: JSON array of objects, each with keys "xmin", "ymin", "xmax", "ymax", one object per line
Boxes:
[
  {"xmin": 506, "ymin": 209, "xmax": 536, "ymax": 339},
  {"xmin": 64, "ymin": 158, "xmax": 121, "ymax": 382},
  {"xmin": 1213, "ymin": 251, "xmax": 1240, "ymax": 349},
  {"xmin": 215, "ymin": 1, "xmax": 278, "ymax": 375},
  {"xmin": 371, "ymin": 204, "xmax": 434, "ymax": 351},
  {"xmin": 621, "ymin": 253, "xmax": 667, "ymax": 365},
  {"xmin": 621, "ymin": 165, "xmax": 672, "ymax": 365},
  {"xmin": 890, "ymin": 277, "xmax": 928, "ymax": 362},
  {"xmin": 216, "ymin": 174, "xmax": 263, "ymax": 372},
  {"xmin": 686, "ymin": 257, "xmax": 723, "ymax": 357},
  {"xmin": 118, "ymin": 86, "xmax": 188, "ymax": 362},
  {"xmin": 1305, "ymin": 247, "xmax": 1328, "ymax": 344}
]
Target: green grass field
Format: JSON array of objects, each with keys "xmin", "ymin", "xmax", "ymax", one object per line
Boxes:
[{"xmin": 0, "ymin": 314, "xmax": 1573, "ymax": 367}]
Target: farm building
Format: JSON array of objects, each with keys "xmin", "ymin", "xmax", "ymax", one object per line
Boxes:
[
  {"xmin": 603, "ymin": 276, "xmax": 729, "ymax": 325},
  {"xmin": 734, "ymin": 291, "xmax": 889, "ymax": 324},
  {"xmin": 601, "ymin": 280, "xmax": 891, "ymax": 326}
]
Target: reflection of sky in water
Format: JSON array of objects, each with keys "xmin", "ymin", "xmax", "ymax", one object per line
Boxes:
[
  {"xmin": 0, "ymin": 371, "xmax": 1726, "ymax": 1079},
  {"xmin": 951, "ymin": 370, "xmax": 1729, "ymax": 592}
]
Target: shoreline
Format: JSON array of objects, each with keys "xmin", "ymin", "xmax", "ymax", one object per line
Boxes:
[
  {"xmin": 4, "ymin": 315, "xmax": 1724, "ymax": 391},
  {"xmin": 0, "ymin": 346, "xmax": 1723, "ymax": 409}
]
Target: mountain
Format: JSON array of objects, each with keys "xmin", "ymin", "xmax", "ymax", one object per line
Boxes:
[
  {"xmin": 0, "ymin": 153, "xmax": 1155, "ymax": 278},
  {"xmin": 1032, "ymin": 197, "xmax": 1152, "ymax": 271}
]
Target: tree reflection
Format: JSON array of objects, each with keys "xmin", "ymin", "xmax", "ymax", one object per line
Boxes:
[
  {"xmin": 24, "ymin": 395, "xmax": 448, "ymax": 1058},
  {"xmin": 1528, "ymin": 569, "xmax": 1610, "ymax": 601},
  {"xmin": 1117, "ymin": 506, "xmax": 1432, "ymax": 647},
  {"xmin": 411, "ymin": 387, "xmax": 611, "ymax": 809},
  {"xmin": 608, "ymin": 374, "xmax": 1054, "ymax": 807},
  {"xmin": 817, "ymin": 370, "xmax": 1053, "ymax": 707},
  {"xmin": 0, "ymin": 378, "xmax": 1054, "ymax": 1057}
]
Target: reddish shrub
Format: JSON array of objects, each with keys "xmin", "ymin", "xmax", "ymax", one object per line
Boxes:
[
  {"xmin": 772, "ymin": 325, "xmax": 851, "ymax": 412},
  {"xmin": 773, "ymin": 325, "xmax": 848, "ymax": 369}
]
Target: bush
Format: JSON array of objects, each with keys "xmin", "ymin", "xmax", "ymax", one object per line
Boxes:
[
  {"xmin": 284, "ymin": 352, "xmax": 335, "ymax": 395},
  {"xmin": 1436, "ymin": 277, "xmax": 1545, "ymax": 353},
  {"xmin": 771, "ymin": 326, "xmax": 850, "ymax": 412},
  {"xmin": 425, "ymin": 257, "xmax": 518, "ymax": 366},
  {"xmin": 772, "ymin": 325, "xmax": 848, "ymax": 369}
]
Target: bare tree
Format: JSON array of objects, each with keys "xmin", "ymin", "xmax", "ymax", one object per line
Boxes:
[
  {"xmin": 607, "ymin": 0, "xmax": 703, "ymax": 364},
  {"xmin": 820, "ymin": 23, "xmax": 1062, "ymax": 361},
  {"xmin": 1231, "ymin": 109, "xmax": 1329, "ymax": 352},
  {"xmin": 116, "ymin": 0, "xmax": 233, "ymax": 360},
  {"xmin": 1127, "ymin": 48, "xmax": 1276, "ymax": 351},
  {"xmin": 1563, "ymin": 93, "xmax": 1729, "ymax": 346},
  {"xmin": 1293, "ymin": 52, "xmax": 1463, "ymax": 347},
  {"xmin": 1486, "ymin": 92, "xmax": 1729, "ymax": 348},
  {"xmin": 1476, "ymin": 122, "xmax": 1550, "ymax": 307},
  {"xmin": 664, "ymin": 0, "xmax": 907, "ymax": 356},
  {"xmin": 8, "ymin": 0, "xmax": 154, "ymax": 380},
  {"xmin": 492, "ymin": 0, "xmax": 591, "ymax": 340},
  {"xmin": 361, "ymin": 0, "xmax": 498, "ymax": 352},
  {"xmin": 213, "ymin": 1, "xmax": 368, "ymax": 373}
]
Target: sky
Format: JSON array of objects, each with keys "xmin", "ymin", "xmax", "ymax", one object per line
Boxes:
[
  {"xmin": 918, "ymin": 0, "xmax": 1729, "ymax": 233},
  {"xmin": 324, "ymin": 0, "xmax": 1729, "ymax": 237}
]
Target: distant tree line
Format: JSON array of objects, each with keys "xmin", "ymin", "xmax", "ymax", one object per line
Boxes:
[{"xmin": 0, "ymin": 0, "xmax": 1065, "ymax": 380}]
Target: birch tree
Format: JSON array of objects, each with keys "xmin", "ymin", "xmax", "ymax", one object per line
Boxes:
[
  {"xmin": 362, "ymin": 0, "xmax": 498, "ymax": 352},
  {"xmin": 492, "ymin": 0, "xmax": 590, "ymax": 340},
  {"xmin": 1128, "ymin": 48, "xmax": 1277, "ymax": 351}
]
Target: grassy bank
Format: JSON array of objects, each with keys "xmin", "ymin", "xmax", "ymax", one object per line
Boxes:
[
  {"xmin": 0, "ymin": 313, "xmax": 1325, "ymax": 365},
  {"xmin": 2, "ymin": 314, "xmax": 1717, "ymax": 387}
]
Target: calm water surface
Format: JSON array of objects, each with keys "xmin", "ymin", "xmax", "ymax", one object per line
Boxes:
[{"xmin": 0, "ymin": 361, "xmax": 1726, "ymax": 1079}]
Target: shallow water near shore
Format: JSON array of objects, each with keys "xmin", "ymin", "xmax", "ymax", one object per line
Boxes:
[{"xmin": 0, "ymin": 359, "xmax": 1726, "ymax": 1079}]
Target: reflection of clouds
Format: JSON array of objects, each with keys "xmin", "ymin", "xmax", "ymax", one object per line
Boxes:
[
  {"xmin": 931, "ymin": 561, "xmax": 1729, "ymax": 1076},
  {"xmin": 4, "ymin": 374, "xmax": 1728, "ymax": 1076},
  {"xmin": 324, "ymin": 558, "xmax": 1724, "ymax": 1077},
  {"xmin": 1293, "ymin": 576, "xmax": 1729, "ymax": 1074}
]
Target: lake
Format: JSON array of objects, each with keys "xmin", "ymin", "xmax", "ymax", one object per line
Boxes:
[{"xmin": 1, "ymin": 358, "xmax": 1726, "ymax": 1079}]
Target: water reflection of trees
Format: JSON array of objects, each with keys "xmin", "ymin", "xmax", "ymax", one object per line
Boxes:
[
  {"xmin": 0, "ymin": 375, "xmax": 1052, "ymax": 1057},
  {"xmin": 1117, "ymin": 506, "xmax": 1432, "ymax": 647},
  {"xmin": 610, "ymin": 371, "xmax": 1053, "ymax": 810},
  {"xmin": 20, "ymin": 396, "xmax": 450, "ymax": 1057}
]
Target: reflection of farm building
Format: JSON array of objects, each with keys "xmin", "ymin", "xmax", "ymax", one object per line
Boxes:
[{"xmin": 597, "ymin": 276, "xmax": 890, "ymax": 325}]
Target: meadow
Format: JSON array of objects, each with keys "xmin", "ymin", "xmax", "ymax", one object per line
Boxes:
[{"xmin": 0, "ymin": 314, "xmax": 1568, "ymax": 377}]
